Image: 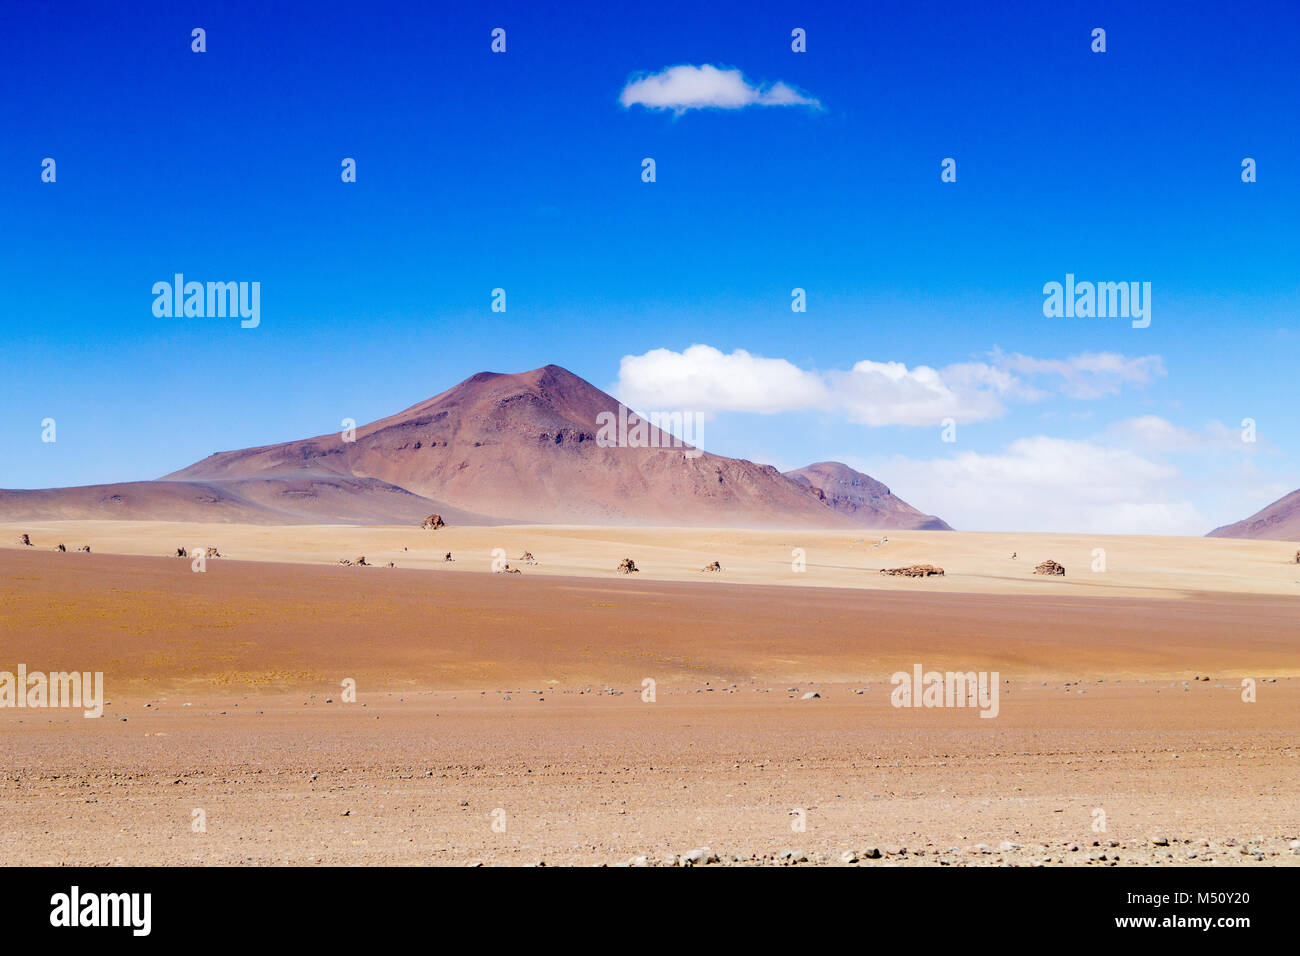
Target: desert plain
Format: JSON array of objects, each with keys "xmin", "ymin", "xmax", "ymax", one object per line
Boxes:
[{"xmin": 2, "ymin": 520, "xmax": 1298, "ymax": 866}]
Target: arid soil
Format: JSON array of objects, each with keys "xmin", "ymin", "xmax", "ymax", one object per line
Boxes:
[{"xmin": 1, "ymin": 543, "xmax": 1298, "ymax": 866}]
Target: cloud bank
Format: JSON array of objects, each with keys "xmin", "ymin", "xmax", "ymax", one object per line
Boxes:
[
  {"xmin": 858, "ymin": 437, "xmax": 1206, "ymax": 535},
  {"xmin": 613, "ymin": 344, "xmax": 1163, "ymax": 426}
]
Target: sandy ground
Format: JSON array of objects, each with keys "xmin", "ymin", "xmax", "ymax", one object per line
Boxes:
[
  {"xmin": 4, "ymin": 519, "xmax": 1300, "ymax": 598},
  {"xmin": 2, "ymin": 533, "xmax": 1298, "ymax": 867}
]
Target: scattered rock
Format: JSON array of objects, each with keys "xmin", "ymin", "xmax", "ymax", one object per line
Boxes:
[{"xmin": 682, "ymin": 847, "xmax": 717, "ymax": 865}]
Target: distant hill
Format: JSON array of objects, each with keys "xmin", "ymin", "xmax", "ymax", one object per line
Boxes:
[{"xmin": 784, "ymin": 461, "xmax": 952, "ymax": 530}]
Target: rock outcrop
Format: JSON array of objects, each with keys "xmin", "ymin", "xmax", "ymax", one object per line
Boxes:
[
  {"xmin": 617, "ymin": 558, "xmax": 639, "ymax": 574},
  {"xmin": 422, "ymin": 513, "xmax": 446, "ymax": 530},
  {"xmin": 1034, "ymin": 560, "xmax": 1065, "ymax": 576}
]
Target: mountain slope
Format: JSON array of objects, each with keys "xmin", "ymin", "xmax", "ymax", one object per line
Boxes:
[
  {"xmin": 1207, "ymin": 488, "xmax": 1300, "ymax": 541},
  {"xmin": 164, "ymin": 365, "xmax": 858, "ymax": 526},
  {"xmin": 784, "ymin": 461, "xmax": 952, "ymax": 531}
]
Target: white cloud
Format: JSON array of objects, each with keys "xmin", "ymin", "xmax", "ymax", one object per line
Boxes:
[
  {"xmin": 612, "ymin": 344, "xmax": 1161, "ymax": 427},
  {"xmin": 619, "ymin": 64, "xmax": 820, "ymax": 113},
  {"xmin": 857, "ymin": 437, "xmax": 1206, "ymax": 535},
  {"xmin": 826, "ymin": 360, "xmax": 1006, "ymax": 426}
]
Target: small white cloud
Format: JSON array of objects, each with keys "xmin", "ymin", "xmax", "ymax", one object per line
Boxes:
[{"xmin": 620, "ymin": 64, "xmax": 820, "ymax": 113}]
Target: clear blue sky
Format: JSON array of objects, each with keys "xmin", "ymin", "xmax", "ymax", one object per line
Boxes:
[{"xmin": 2, "ymin": 0, "xmax": 1296, "ymax": 533}]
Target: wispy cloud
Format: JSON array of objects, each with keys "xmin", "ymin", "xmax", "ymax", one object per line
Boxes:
[
  {"xmin": 612, "ymin": 344, "xmax": 1163, "ymax": 426},
  {"xmin": 619, "ymin": 64, "xmax": 820, "ymax": 113},
  {"xmin": 1106, "ymin": 415, "xmax": 1257, "ymax": 453},
  {"xmin": 992, "ymin": 349, "xmax": 1166, "ymax": 400}
]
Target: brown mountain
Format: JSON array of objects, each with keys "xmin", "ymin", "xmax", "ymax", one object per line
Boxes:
[
  {"xmin": 784, "ymin": 461, "xmax": 952, "ymax": 530},
  {"xmin": 1, "ymin": 365, "xmax": 949, "ymax": 529},
  {"xmin": 1207, "ymin": 488, "xmax": 1300, "ymax": 541}
]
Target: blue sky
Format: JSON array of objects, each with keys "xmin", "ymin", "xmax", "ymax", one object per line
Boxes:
[{"xmin": 2, "ymin": 0, "xmax": 1297, "ymax": 533}]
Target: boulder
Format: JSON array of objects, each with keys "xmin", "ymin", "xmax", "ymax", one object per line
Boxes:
[
  {"xmin": 53, "ymin": 543, "xmax": 66, "ymax": 552},
  {"xmin": 1034, "ymin": 559, "xmax": 1066, "ymax": 576},
  {"xmin": 17, "ymin": 534, "xmax": 32, "ymax": 546},
  {"xmin": 879, "ymin": 564, "xmax": 944, "ymax": 577},
  {"xmin": 701, "ymin": 561, "xmax": 722, "ymax": 572},
  {"xmin": 616, "ymin": 558, "xmax": 639, "ymax": 574}
]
